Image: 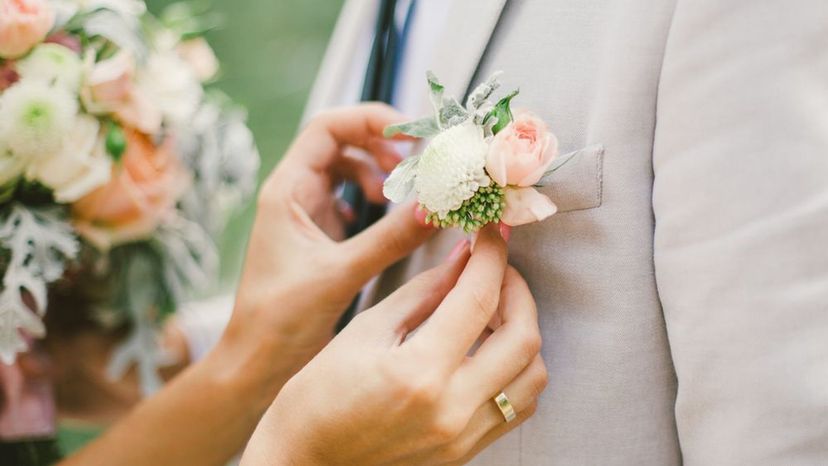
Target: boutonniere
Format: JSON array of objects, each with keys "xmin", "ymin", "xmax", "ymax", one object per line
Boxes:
[{"xmin": 383, "ymin": 72, "xmax": 577, "ymax": 232}]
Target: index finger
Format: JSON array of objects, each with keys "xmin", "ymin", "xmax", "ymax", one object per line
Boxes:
[
  {"xmin": 408, "ymin": 224, "xmax": 508, "ymax": 369},
  {"xmin": 287, "ymin": 103, "xmax": 413, "ymax": 172}
]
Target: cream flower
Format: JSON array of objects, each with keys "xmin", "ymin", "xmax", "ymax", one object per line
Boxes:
[
  {"xmin": 81, "ymin": 51, "xmax": 162, "ymax": 134},
  {"xmin": 16, "ymin": 43, "xmax": 83, "ymax": 91},
  {"xmin": 0, "ymin": 79, "xmax": 77, "ymax": 160},
  {"xmin": 176, "ymin": 38, "xmax": 218, "ymax": 82},
  {"xmin": 137, "ymin": 51, "xmax": 202, "ymax": 125},
  {"xmin": 414, "ymin": 123, "xmax": 491, "ymax": 218},
  {"xmin": 501, "ymin": 186, "xmax": 557, "ymax": 227},
  {"xmin": 25, "ymin": 114, "xmax": 111, "ymax": 202}
]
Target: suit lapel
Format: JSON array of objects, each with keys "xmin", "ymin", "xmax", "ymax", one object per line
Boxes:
[
  {"xmin": 303, "ymin": 0, "xmax": 378, "ymax": 120},
  {"xmin": 424, "ymin": 0, "xmax": 508, "ymax": 114}
]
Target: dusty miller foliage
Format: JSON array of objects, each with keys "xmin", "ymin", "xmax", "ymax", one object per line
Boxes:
[
  {"xmin": 0, "ymin": 204, "xmax": 78, "ymax": 364},
  {"xmin": 105, "ymin": 99, "xmax": 258, "ymax": 393}
]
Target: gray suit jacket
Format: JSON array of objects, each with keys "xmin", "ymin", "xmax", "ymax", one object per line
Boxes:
[{"xmin": 304, "ymin": 1, "xmax": 828, "ymax": 464}]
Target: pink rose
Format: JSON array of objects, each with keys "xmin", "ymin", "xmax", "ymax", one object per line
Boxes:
[
  {"xmin": 72, "ymin": 129, "xmax": 189, "ymax": 250},
  {"xmin": 0, "ymin": 0, "xmax": 55, "ymax": 59},
  {"xmin": 500, "ymin": 187, "xmax": 557, "ymax": 227},
  {"xmin": 81, "ymin": 52, "xmax": 162, "ymax": 135},
  {"xmin": 485, "ymin": 111, "xmax": 558, "ymax": 187}
]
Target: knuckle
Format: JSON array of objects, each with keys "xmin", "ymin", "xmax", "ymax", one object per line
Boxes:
[
  {"xmin": 436, "ymin": 439, "xmax": 471, "ymax": 464},
  {"xmin": 406, "ymin": 376, "xmax": 442, "ymax": 406},
  {"xmin": 517, "ymin": 329, "xmax": 543, "ymax": 362},
  {"xmin": 380, "ymin": 359, "xmax": 442, "ymax": 407},
  {"xmin": 430, "ymin": 413, "xmax": 466, "ymax": 445}
]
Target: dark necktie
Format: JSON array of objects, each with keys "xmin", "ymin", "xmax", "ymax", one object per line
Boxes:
[{"xmin": 338, "ymin": 0, "xmax": 416, "ymax": 330}]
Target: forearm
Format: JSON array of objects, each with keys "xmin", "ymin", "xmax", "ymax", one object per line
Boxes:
[{"xmin": 60, "ymin": 333, "xmax": 297, "ymax": 466}]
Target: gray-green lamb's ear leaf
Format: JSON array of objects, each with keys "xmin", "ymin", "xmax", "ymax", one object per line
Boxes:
[
  {"xmin": 465, "ymin": 71, "xmax": 502, "ymax": 111},
  {"xmin": 383, "ymin": 154, "xmax": 421, "ymax": 203},
  {"xmin": 383, "ymin": 118, "xmax": 440, "ymax": 138},
  {"xmin": 426, "ymin": 71, "xmax": 445, "ymax": 114},
  {"xmin": 439, "ymin": 97, "xmax": 469, "ymax": 128},
  {"xmin": 485, "ymin": 89, "xmax": 519, "ymax": 134}
]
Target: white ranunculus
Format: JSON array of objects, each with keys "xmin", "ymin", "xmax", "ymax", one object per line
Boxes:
[
  {"xmin": 138, "ymin": 51, "xmax": 202, "ymax": 125},
  {"xmin": 16, "ymin": 43, "xmax": 84, "ymax": 91},
  {"xmin": 414, "ymin": 123, "xmax": 492, "ymax": 218},
  {"xmin": 0, "ymin": 80, "xmax": 78, "ymax": 161},
  {"xmin": 26, "ymin": 114, "xmax": 112, "ymax": 203}
]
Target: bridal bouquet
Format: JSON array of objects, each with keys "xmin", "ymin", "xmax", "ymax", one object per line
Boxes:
[
  {"xmin": 0, "ymin": 0, "xmax": 259, "ymax": 387},
  {"xmin": 384, "ymin": 72, "xmax": 566, "ymax": 232}
]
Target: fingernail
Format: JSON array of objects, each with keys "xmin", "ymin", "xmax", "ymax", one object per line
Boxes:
[
  {"xmin": 446, "ymin": 239, "xmax": 470, "ymax": 262},
  {"xmin": 498, "ymin": 223, "xmax": 511, "ymax": 242},
  {"xmin": 414, "ymin": 205, "xmax": 430, "ymax": 227}
]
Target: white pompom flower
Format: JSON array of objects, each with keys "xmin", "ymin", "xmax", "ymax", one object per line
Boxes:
[
  {"xmin": 0, "ymin": 80, "xmax": 78, "ymax": 161},
  {"xmin": 414, "ymin": 122, "xmax": 491, "ymax": 218},
  {"xmin": 16, "ymin": 43, "xmax": 84, "ymax": 91}
]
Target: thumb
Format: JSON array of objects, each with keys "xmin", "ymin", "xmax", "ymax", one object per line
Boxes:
[{"xmin": 340, "ymin": 202, "xmax": 434, "ymax": 284}]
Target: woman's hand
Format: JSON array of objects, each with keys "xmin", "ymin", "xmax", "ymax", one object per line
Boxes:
[
  {"xmin": 242, "ymin": 226, "xmax": 548, "ymax": 466},
  {"xmin": 60, "ymin": 104, "xmax": 436, "ymax": 466},
  {"xmin": 216, "ymin": 103, "xmax": 435, "ymax": 408}
]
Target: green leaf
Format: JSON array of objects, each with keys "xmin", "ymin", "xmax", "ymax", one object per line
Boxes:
[
  {"xmin": 485, "ymin": 89, "xmax": 519, "ymax": 135},
  {"xmin": 105, "ymin": 123, "xmax": 127, "ymax": 161},
  {"xmin": 383, "ymin": 117, "xmax": 440, "ymax": 138}
]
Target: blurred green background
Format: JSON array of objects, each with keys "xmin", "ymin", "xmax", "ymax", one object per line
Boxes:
[{"xmin": 146, "ymin": 0, "xmax": 345, "ymax": 288}]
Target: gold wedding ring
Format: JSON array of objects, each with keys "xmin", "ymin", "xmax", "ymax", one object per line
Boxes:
[{"xmin": 494, "ymin": 392, "xmax": 517, "ymax": 423}]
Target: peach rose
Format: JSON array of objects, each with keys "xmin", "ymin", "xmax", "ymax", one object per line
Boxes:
[
  {"xmin": 81, "ymin": 52, "xmax": 162, "ymax": 135},
  {"xmin": 0, "ymin": 0, "xmax": 55, "ymax": 59},
  {"xmin": 72, "ymin": 129, "xmax": 189, "ymax": 250},
  {"xmin": 485, "ymin": 111, "xmax": 558, "ymax": 187},
  {"xmin": 500, "ymin": 187, "xmax": 558, "ymax": 227}
]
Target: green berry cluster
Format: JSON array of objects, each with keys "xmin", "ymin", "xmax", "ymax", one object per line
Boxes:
[{"xmin": 425, "ymin": 185, "xmax": 505, "ymax": 233}]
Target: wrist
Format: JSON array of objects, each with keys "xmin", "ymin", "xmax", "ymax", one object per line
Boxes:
[
  {"xmin": 241, "ymin": 401, "xmax": 321, "ymax": 466},
  {"xmin": 206, "ymin": 313, "xmax": 335, "ymax": 413}
]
